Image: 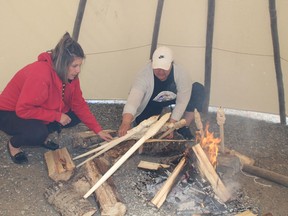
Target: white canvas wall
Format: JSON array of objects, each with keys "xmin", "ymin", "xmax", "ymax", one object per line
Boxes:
[{"xmin": 0, "ymin": 0, "xmax": 287, "ymax": 116}]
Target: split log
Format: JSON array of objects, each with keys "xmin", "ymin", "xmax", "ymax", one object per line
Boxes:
[
  {"xmin": 151, "ymin": 156, "xmax": 187, "ymax": 208},
  {"xmin": 242, "ymin": 164, "xmax": 288, "ymax": 187},
  {"xmin": 44, "ymin": 176, "xmax": 97, "ymax": 216},
  {"xmin": 192, "ymin": 143, "xmax": 231, "ymax": 202},
  {"xmin": 84, "ymin": 113, "xmax": 171, "ymax": 198},
  {"xmin": 44, "ymin": 147, "xmax": 75, "ymax": 182},
  {"xmin": 84, "ymin": 158, "xmax": 126, "ymax": 216},
  {"xmin": 137, "ymin": 160, "xmax": 170, "ymax": 170}
]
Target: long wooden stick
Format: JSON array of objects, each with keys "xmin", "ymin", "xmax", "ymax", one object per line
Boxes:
[
  {"xmin": 74, "ymin": 116, "xmax": 159, "ymax": 163},
  {"xmin": 217, "ymin": 107, "xmax": 226, "ymax": 153},
  {"xmin": 151, "ymin": 156, "xmax": 187, "ymax": 208},
  {"xmin": 83, "ymin": 113, "xmax": 171, "ymax": 199}
]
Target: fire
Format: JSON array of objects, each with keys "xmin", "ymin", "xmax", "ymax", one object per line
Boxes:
[{"xmin": 196, "ymin": 123, "xmax": 221, "ymax": 168}]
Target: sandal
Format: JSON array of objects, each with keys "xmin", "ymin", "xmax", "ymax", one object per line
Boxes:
[
  {"xmin": 7, "ymin": 143, "xmax": 28, "ymax": 164},
  {"xmin": 41, "ymin": 140, "xmax": 59, "ymax": 150}
]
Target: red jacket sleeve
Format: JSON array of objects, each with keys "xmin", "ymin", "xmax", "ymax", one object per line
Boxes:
[{"xmin": 68, "ymin": 79, "xmax": 103, "ymax": 133}]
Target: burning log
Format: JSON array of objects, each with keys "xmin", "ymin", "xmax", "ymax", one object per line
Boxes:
[
  {"xmin": 44, "ymin": 147, "xmax": 75, "ymax": 182},
  {"xmin": 84, "ymin": 158, "xmax": 126, "ymax": 216},
  {"xmin": 83, "ymin": 113, "xmax": 171, "ymax": 199},
  {"xmin": 242, "ymin": 164, "xmax": 288, "ymax": 187},
  {"xmin": 217, "ymin": 107, "xmax": 226, "ymax": 153},
  {"xmin": 151, "ymin": 156, "xmax": 187, "ymax": 208},
  {"xmin": 192, "ymin": 143, "xmax": 231, "ymax": 202}
]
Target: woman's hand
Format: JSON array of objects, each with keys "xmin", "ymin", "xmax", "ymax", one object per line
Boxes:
[
  {"xmin": 98, "ymin": 130, "xmax": 113, "ymax": 141},
  {"xmin": 59, "ymin": 113, "xmax": 71, "ymax": 126}
]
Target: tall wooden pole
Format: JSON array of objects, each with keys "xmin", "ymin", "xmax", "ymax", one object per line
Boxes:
[
  {"xmin": 203, "ymin": 0, "xmax": 215, "ymax": 113},
  {"xmin": 150, "ymin": 0, "xmax": 164, "ymax": 59},
  {"xmin": 72, "ymin": 0, "xmax": 87, "ymax": 41},
  {"xmin": 269, "ymin": 0, "xmax": 286, "ymax": 124}
]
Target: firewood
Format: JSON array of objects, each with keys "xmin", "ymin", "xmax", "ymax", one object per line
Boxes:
[
  {"xmin": 83, "ymin": 113, "xmax": 171, "ymax": 199},
  {"xmin": 84, "ymin": 159, "xmax": 126, "ymax": 216},
  {"xmin": 192, "ymin": 143, "xmax": 231, "ymax": 202},
  {"xmin": 44, "ymin": 147, "xmax": 75, "ymax": 182},
  {"xmin": 225, "ymin": 147, "xmax": 255, "ymax": 166},
  {"xmin": 137, "ymin": 160, "xmax": 170, "ymax": 170},
  {"xmin": 158, "ymin": 119, "xmax": 186, "ymax": 139},
  {"xmin": 151, "ymin": 156, "xmax": 187, "ymax": 208},
  {"xmin": 235, "ymin": 210, "xmax": 257, "ymax": 216},
  {"xmin": 74, "ymin": 115, "xmax": 159, "ymax": 168},
  {"xmin": 242, "ymin": 164, "xmax": 288, "ymax": 187},
  {"xmin": 44, "ymin": 176, "xmax": 97, "ymax": 216}
]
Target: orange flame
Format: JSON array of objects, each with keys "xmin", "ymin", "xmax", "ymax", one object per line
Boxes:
[{"xmin": 196, "ymin": 123, "xmax": 221, "ymax": 169}]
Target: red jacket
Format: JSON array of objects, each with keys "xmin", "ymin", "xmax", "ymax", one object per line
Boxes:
[{"xmin": 0, "ymin": 52, "xmax": 102, "ymax": 133}]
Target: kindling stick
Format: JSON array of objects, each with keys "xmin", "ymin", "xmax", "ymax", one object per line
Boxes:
[
  {"xmin": 75, "ymin": 115, "xmax": 159, "ymax": 168},
  {"xmin": 83, "ymin": 113, "xmax": 171, "ymax": 199}
]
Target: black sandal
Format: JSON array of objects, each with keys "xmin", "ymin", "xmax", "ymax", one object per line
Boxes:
[
  {"xmin": 7, "ymin": 143, "xmax": 28, "ymax": 164},
  {"xmin": 41, "ymin": 140, "xmax": 59, "ymax": 150}
]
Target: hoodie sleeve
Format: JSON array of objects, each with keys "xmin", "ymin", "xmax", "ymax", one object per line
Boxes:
[{"xmin": 69, "ymin": 79, "xmax": 103, "ymax": 133}]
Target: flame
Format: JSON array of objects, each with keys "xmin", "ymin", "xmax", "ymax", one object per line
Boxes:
[{"xmin": 196, "ymin": 123, "xmax": 221, "ymax": 169}]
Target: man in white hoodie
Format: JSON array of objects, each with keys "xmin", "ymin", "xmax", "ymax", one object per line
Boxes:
[{"xmin": 118, "ymin": 46, "xmax": 205, "ymax": 140}]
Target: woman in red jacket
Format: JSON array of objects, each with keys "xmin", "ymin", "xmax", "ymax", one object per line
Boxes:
[{"xmin": 0, "ymin": 32, "xmax": 112, "ymax": 164}]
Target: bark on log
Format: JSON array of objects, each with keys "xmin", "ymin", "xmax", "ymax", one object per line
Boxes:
[
  {"xmin": 242, "ymin": 164, "xmax": 288, "ymax": 187},
  {"xmin": 85, "ymin": 158, "xmax": 126, "ymax": 216},
  {"xmin": 44, "ymin": 176, "xmax": 97, "ymax": 216}
]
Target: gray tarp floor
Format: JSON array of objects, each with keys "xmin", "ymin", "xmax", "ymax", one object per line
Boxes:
[{"xmin": 0, "ymin": 104, "xmax": 287, "ymax": 216}]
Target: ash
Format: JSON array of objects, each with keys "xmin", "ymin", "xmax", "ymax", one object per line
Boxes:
[{"xmin": 133, "ymin": 164, "xmax": 258, "ymax": 216}]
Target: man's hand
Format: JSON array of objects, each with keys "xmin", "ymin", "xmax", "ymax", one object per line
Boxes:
[{"xmin": 118, "ymin": 113, "xmax": 133, "ymax": 137}]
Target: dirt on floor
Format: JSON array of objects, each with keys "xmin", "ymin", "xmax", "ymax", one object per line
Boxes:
[{"xmin": 0, "ymin": 103, "xmax": 287, "ymax": 216}]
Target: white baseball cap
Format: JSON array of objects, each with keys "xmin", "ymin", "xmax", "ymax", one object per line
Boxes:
[{"xmin": 152, "ymin": 46, "xmax": 173, "ymax": 70}]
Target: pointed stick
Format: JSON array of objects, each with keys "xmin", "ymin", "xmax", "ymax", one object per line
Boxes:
[
  {"xmin": 217, "ymin": 107, "xmax": 226, "ymax": 153},
  {"xmin": 73, "ymin": 115, "xmax": 159, "ymax": 162},
  {"xmin": 194, "ymin": 109, "xmax": 204, "ymax": 139},
  {"xmin": 83, "ymin": 113, "xmax": 171, "ymax": 199},
  {"xmin": 158, "ymin": 119, "xmax": 186, "ymax": 139},
  {"xmin": 75, "ymin": 116, "xmax": 159, "ymax": 168}
]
